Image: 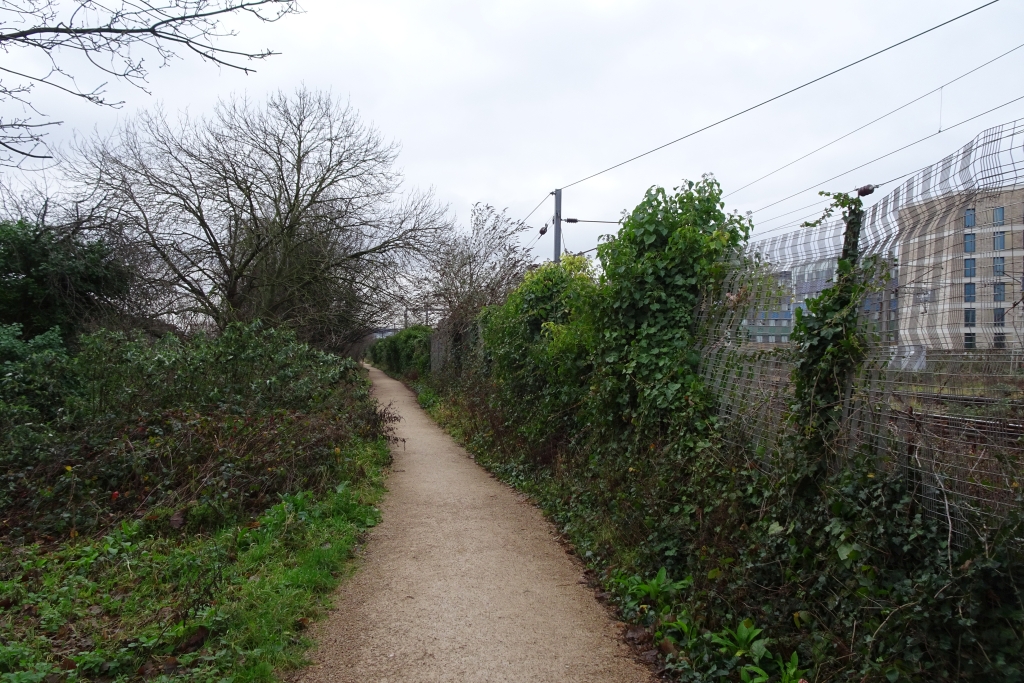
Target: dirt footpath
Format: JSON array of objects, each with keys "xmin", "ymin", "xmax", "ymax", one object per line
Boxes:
[{"xmin": 299, "ymin": 365, "xmax": 652, "ymax": 683}]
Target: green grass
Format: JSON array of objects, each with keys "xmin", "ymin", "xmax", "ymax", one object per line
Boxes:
[{"xmin": 0, "ymin": 437, "xmax": 390, "ymax": 683}]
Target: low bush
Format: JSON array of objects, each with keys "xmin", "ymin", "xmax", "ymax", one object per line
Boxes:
[
  {"xmin": 0, "ymin": 321, "xmax": 394, "ymax": 680},
  {"xmin": 0, "ymin": 321, "xmax": 387, "ymax": 540}
]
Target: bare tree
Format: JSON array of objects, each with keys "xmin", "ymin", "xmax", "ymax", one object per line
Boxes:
[
  {"xmin": 0, "ymin": 0, "xmax": 298, "ymax": 164},
  {"xmin": 69, "ymin": 87, "xmax": 450, "ymax": 349},
  {"xmin": 414, "ymin": 203, "xmax": 533, "ymax": 332}
]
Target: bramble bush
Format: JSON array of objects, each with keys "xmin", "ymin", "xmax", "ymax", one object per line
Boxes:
[
  {"xmin": 0, "ymin": 320, "xmax": 390, "ymax": 539},
  {"xmin": 425, "ymin": 177, "xmax": 1024, "ymax": 682},
  {"xmin": 0, "ymin": 320, "xmax": 393, "ymax": 680}
]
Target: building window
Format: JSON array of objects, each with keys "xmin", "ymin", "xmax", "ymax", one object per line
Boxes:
[
  {"xmin": 995, "ymin": 307, "xmax": 1006, "ymax": 326},
  {"xmin": 964, "ymin": 233, "xmax": 976, "ymax": 252},
  {"xmin": 781, "ymin": 335, "xmax": 789, "ymax": 343},
  {"xmin": 965, "ymin": 332, "xmax": 977, "ymax": 349},
  {"xmin": 965, "ymin": 258, "xmax": 976, "ymax": 277},
  {"xmin": 756, "ymin": 335, "xmax": 764, "ymax": 343},
  {"xmin": 994, "ymin": 256, "xmax": 1005, "ymax": 276},
  {"xmin": 994, "ymin": 206, "xmax": 1005, "ymax": 226},
  {"xmin": 995, "ymin": 231, "xmax": 1006, "ymax": 250},
  {"xmin": 995, "ymin": 332, "xmax": 1007, "ymax": 349},
  {"xmin": 965, "ymin": 208, "xmax": 976, "ymax": 228},
  {"xmin": 965, "ymin": 308, "xmax": 977, "ymax": 327},
  {"xmin": 768, "ymin": 335, "xmax": 776, "ymax": 343},
  {"xmin": 995, "ymin": 283, "xmax": 1006, "ymax": 302},
  {"xmin": 964, "ymin": 283, "xmax": 976, "ymax": 302}
]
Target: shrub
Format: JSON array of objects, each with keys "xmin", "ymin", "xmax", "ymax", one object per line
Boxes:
[
  {"xmin": 427, "ymin": 178, "xmax": 1024, "ymax": 681},
  {"xmin": 0, "ymin": 321, "xmax": 388, "ymax": 540},
  {"xmin": 0, "ymin": 220, "xmax": 133, "ymax": 340},
  {"xmin": 369, "ymin": 325, "xmax": 432, "ymax": 378}
]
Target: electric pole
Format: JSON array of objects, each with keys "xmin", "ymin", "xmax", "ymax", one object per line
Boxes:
[{"xmin": 553, "ymin": 188, "xmax": 562, "ymax": 263}]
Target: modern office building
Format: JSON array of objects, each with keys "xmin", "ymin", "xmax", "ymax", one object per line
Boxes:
[
  {"xmin": 896, "ymin": 189, "xmax": 1024, "ymax": 351},
  {"xmin": 740, "ymin": 187, "xmax": 1024, "ymax": 354}
]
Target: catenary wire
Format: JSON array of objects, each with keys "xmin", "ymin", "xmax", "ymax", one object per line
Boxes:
[
  {"xmin": 559, "ymin": 0, "xmax": 1002, "ymax": 190},
  {"xmin": 519, "ymin": 193, "xmax": 551, "ymax": 225},
  {"xmin": 750, "ymin": 90, "xmax": 1024, "ymax": 215},
  {"xmin": 556, "ymin": 95, "xmax": 1023, "ymax": 246},
  {"xmin": 723, "ymin": 39, "xmax": 1024, "ymax": 199},
  {"xmin": 753, "ymin": 199, "xmax": 834, "ymax": 226}
]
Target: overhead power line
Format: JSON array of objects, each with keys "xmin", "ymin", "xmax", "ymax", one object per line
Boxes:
[
  {"xmin": 519, "ymin": 192, "xmax": 551, "ymax": 225},
  {"xmin": 751, "ymin": 89, "xmax": 1024, "ymax": 215},
  {"xmin": 560, "ymin": 0, "xmax": 1002, "ymax": 190},
  {"xmin": 724, "ymin": 39, "xmax": 1024, "ymax": 199}
]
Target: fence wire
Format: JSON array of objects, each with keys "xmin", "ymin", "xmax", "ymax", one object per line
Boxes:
[{"xmin": 698, "ymin": 119, "xmax": 1024, "ymax": 544}]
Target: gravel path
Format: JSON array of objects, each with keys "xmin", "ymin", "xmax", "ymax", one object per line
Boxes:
[{"xmin": 299, "ymin": 365, "xmax": 653, "ymax": 683}]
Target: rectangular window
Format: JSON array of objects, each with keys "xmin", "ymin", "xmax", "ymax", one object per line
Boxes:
[
  {"xmin": 995, "ymin": 283, "xmax": 1006, "ymax": 302},
  {"xmin": 995, "ymin": 232, "xmax": 1006, "ymax": 250},
  {"xmin": 965, "ymin": 258, "xmax": 976, "ymax": 277},
  {"xmin": 781, "ymin": 335, "xmax": 789, "ymax": 343},
  {"xmin": 964, "ymin": 283, "xmax": 976, "ymax": 302},
  {"xmin": 994, "ymin": 256, "xmax": 1005, "ymax": 276},
  {"xmin": 995, "ymin": 307, "xmax": 1006, "ymax": 326},
  {"xmin": 965, "ymin": 332, "xmax": 977, "ymax": 349},
  {"xmin": 964, "ymin": 233, "xmax": 976, "ymax": 253},
  {"xmin": 994, "ymin": 207, "xmax": 1005, "ymax": 226},
  {"xmin": 965, "ymin": 308, "xmax": 977, "ymax": 327},
  {"xmin": 995, "ymin": 332, "xmax": 1007, "ymax": 349},
  {"xmin": 768, "ymin": 335, "xmax": 776, "ymax": 343},
  {"xmin": 965, "ymin": 208, "xmax": 976, "ymax": 228}
]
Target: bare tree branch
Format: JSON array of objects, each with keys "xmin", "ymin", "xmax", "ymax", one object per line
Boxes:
[
  {"xmin": 0, "ymin": 0, "xmax": 299, "ymax": 165},
  {"xmin": 67, "ymin": 87, "xmax": 452, "ymax": 350},
  {"xmin": 410, "ymin": 203, "xmax": 533, "ymax": 331}
]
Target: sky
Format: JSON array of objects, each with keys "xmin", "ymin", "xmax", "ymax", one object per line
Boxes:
[{"xmin": 12, "ymin": 0, "xmax": 1024, "ymax": 261}]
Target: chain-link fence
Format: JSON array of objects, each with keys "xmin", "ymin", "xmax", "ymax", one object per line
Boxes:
[{"xmin": 698, "ymin": 119, "xmax": 1024, "ymax": 544}]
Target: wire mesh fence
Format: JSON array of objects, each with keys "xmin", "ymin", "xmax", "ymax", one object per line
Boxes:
[{"xmin": 697, "ymin": 119, "xmax": 1024, "ymax": 544}]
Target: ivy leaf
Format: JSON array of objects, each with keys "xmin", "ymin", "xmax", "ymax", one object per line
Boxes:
[{"xmin": 836, "ymin": 543, "xmax": 861, "ymax": 563}]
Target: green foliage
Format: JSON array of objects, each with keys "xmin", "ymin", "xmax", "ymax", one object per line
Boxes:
[
  {"xmin": 425, "ymin": 180, "xmax": 1024, "ymax": 681},
  {"xmin": 0, "ymin": 439, "xmax": 390, "ymax": 681},
  {"xmin": 0, "ymin": 221, "xmax": 132, "ymax": 340},
  {"xmin": 369, "ymin": 325, "xmax": 432, "ymax": 378},
  {"xmin": 481, "ymin": 254, "xmax": 597, "ymax": 454},
  {"xmin": 0, "ymin": 321, "xmax": 388, "ymax": 539},
  {"xmin": 0, "ymin": 318, "xmax": 392, "ymax": 681},
  {"xmin": 593, "ymin": 177, "xmax": 750, "ymax": 430},
  {"xmin": 790, "ymin": 193, "xmax": 870, "ymax": 475}
]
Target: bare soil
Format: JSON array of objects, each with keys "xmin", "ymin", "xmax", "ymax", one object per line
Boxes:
[{"xmin": 298, "ymin": 365, "xmax": 653, "ymax": 683}]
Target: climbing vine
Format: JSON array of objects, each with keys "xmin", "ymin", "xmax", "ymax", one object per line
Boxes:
[{"xmin": 424, "ymin": 182, "xmax": 1024, "ymax": 682}]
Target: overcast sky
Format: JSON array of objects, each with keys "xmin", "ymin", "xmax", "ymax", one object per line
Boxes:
[{"xmin": 17, "ymin": 0, "xmax": 1024, "ymax": 260}]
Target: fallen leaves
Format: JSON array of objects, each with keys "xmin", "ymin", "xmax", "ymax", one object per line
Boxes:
[
  {"xmin": 176, "ymin": 625, "xmax": 209, "ymax": 654},
  {"xmin": 168, "ymin": 510, "xmax": 186, "ymax": 530},
  {"xmin": 624, "ymin": 624, "xmax": 651, "ymax": 645}
]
